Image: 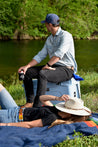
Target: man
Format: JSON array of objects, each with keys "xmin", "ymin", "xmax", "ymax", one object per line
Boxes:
[{"xmin": 18, "ymin": 13, "xmax": 77, "ymax": 107}]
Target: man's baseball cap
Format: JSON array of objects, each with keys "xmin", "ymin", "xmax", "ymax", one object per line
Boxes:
[{"xmin": 41, "ymin": 14, "xmax": 60, "ymax": 25}]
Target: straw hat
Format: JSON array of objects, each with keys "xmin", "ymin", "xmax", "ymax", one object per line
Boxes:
[{"xmin": 55, "ymin": 98, "xmax": 91, "ymax": 116}]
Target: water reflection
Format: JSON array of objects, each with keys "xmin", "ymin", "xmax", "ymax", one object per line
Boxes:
[
  {"xmin": 0, "ymin": 39, "xmax": 98, "ymax": 78},
  {"xmin": 74, "ymin": 40, "xmax": 98, "ymax": 70}
]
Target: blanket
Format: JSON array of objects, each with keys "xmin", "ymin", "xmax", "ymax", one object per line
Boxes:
[{"xmin": 0, "ymin": 113, "xmax": 98, "ymax": 147}]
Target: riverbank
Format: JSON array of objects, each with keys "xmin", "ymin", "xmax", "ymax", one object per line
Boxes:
[{"xmin": 0, "ymin": 32, "xmax": 98, "ymax": 40}]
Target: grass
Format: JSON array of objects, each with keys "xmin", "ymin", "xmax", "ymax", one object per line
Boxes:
[
  {"xmin": 0, "ymin": 69, "xmax": 98, "ymax": 146},
  {"xmin": 54, "ymin": 134, "xmax": 98, "ymax": 147},
  {"xmin": 78, "ymin": 70, "xmax": 98, "ymax": 113}
]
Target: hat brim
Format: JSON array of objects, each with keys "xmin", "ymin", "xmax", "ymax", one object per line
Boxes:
[
  {"xmin": 55, "ymin": 102, "xmax": 91, "ymax": 116},
  {"xmin": 41, "ymin": 20, "xmax": 46, "ymax": 23}
]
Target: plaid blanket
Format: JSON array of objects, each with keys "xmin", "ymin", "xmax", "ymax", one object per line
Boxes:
[{"xmin": 0, "ymin": 113, "xmax": 97, "ymax": 147}]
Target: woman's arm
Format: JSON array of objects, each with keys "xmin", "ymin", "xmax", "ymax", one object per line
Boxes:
[
  {"xmin": 0, "ymin": 119, "xmax": 43, "ymax": 128},
  {"xmin": 40, "ymin": 94, "xmax": 69, "ymax": 106}
]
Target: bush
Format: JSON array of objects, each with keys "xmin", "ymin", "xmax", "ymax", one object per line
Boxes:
[{"xmin": 0, "ymin": 0, "xmax": 98, "ymax": 39}]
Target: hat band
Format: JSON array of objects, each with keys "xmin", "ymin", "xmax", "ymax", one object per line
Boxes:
[
  {"xmin": 65, "ymin": 105, "xmax": 83, "ymax": 110},
  {"xmin": 65, "ymin": 106, "xmax": 91, "ymax": 114}
]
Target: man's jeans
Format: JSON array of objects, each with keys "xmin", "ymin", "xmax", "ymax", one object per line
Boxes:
[{"xmin": 23, "ymin": 65, "xmax": 74, "ymax": 107}]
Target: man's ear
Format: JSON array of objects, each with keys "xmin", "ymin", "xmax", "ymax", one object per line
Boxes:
[{"xmin": 49, "ymin": 23, "xmax": 53, "ymax": 27}]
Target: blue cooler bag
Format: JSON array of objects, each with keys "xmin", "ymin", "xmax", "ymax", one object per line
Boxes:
[{"xmin": 31, "ymin": 78, "xmax": 81, "ymax": 105}]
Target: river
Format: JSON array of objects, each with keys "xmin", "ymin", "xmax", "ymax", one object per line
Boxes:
[{"xmin": 0, "ymin": 39, "xmax": 98, "ymax": 79}]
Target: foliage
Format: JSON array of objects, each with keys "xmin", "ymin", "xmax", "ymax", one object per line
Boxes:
[
  {"xmin": 54, "ymin": 133, "xmax": 98, "ymax": 147},
  {"xmin": 0, "ymin": 0, "xmax": 25, "ymax": 38},
  {"xmin": 57, "ymin": 0, "xmax": 98, "ymax": 39},
  {"xmin": 24, "ymin": 0, "xmax": 56, "ymax": 37},
  {"xmin": 0, "ymin": 0, "xmax": 98, "ymax": 39}
]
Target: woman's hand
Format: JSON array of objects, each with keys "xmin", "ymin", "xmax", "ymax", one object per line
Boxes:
[
  {"xmin": 48, "ymin": 119, "xmax": 73, "ymax": 128},
  {"xmin": 56, "ymin": 95, "xmax": 70, "ymax": 101}
]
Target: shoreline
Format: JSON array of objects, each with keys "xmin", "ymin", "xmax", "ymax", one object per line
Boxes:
[{"xmin": 0, "ymin": 34, "xmax": 98, "ymax": 41}]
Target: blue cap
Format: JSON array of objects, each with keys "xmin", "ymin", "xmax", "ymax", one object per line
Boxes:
[{"xmin": 41, "ymin": 14, "xmax": 60, "ymax": 25}]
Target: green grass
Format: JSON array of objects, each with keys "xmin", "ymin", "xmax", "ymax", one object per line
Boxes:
[
  {"xmin": 0, "ymin": 69, "xmax": 98, "ymax": 146},
  {"xmin": 54, "ymin": 134, "xmax": 98, "ymax": 147},
  {"xmin": 78, "ymin": 70, "xmax": 98, "ymax": 113}
]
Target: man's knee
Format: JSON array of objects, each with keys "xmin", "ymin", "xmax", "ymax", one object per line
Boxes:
[
  {"xmin": 25, "ymin": 68, "xmax": 32, "ymax": 76},
  {"xmin": 24, "ymin": 68, "xmax": 35, "ymax": 80},
  {"xmin": 39, "ymin": 70, "xmax": 47, "ymax": 80}
]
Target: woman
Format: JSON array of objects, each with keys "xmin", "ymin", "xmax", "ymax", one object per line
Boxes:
[{"xmin": 0, "ymin": 84, "xmax": 91, "ymax": 128}]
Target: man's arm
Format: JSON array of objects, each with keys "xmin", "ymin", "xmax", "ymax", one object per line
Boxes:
[
  {"xmin": 18, "ymin": 43, "xmax": 48, "ymax": 73},
  {"xmin": 42, "ymin": 56, "xmax": 60, "ymax": 70},
  {"xmin": 40, "ymin": 95, "xmax": 69, "ymax": 106},
  {"xmin": 0, "ymin": 119, "xmax": 43, "ymax": 128},
  {"xmin": 18, "ymin": 59, "xmax": 38, "ymax": 74},
  {"xmin": 48, "ymin": 56, "xmax": 60, "ymax": 66}
]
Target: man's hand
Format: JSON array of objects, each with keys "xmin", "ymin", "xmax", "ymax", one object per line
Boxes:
[
  {"xmin": 42, "ymin": 64, "xmax": 56, "ymax": 70},
  {"xmin": 18, "ymin": 59, "xmax": 38, "ymax": 74},
  {"xmin": 18, "ymin": 66, "xmax": 28, "ymax": 74}
]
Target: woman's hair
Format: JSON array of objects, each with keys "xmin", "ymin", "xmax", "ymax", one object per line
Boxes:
[
  {"xmin": 66, "ymin": 114, "xmax": 90, "ymax": 123},
  {"xmin": 48, "ymin": 115, "xmax": 91, "ymax": 128}
]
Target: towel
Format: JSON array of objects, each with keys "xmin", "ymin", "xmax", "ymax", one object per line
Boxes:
[{"xmin": 0, "ymin": 113, "xmax": 97, "ymax": 147}]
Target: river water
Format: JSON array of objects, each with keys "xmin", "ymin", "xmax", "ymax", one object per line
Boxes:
[{"xmin": 0, "ymin": 39, "xmax": 98, "ymax": 78}]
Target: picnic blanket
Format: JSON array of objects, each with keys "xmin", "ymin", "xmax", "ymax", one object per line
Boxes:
[{"xmin": 0, "ymin": 113, "xmax": 98, "ymax": 147}]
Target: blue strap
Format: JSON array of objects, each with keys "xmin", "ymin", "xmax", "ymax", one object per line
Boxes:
[{"xmin": 73, "ymin": 73, "xmax": 84, "ymax": 81}]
